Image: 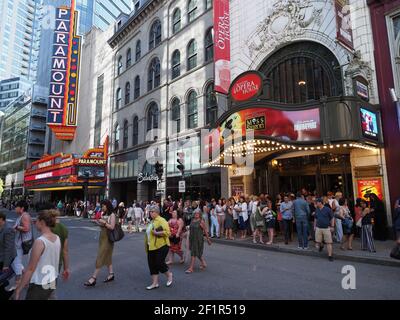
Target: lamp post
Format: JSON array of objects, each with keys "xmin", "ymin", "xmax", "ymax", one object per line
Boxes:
[
  {"xmin": 83, "ymin": 172, "xmax": 89, "ymax": 218},
  {"xmin": 9, "ymin": 180, "xmax": 14, "ymax": 210}
]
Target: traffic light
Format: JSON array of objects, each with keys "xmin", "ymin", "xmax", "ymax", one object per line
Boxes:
[
  {"xmin": 177, "ymin": 152, "xmax": 185, "ymax": 176},
  {"xmin": 155, "ymin": 161, "xmax": 163, "ymax": 179}
]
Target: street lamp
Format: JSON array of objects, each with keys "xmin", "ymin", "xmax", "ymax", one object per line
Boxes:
[
  {"xmin": 83, "ymin": 172, "xmax": 89, "ymax": 218},
  {"xmin": 9, "ymin": 180, "xmax": 14, "ymax": 210}
]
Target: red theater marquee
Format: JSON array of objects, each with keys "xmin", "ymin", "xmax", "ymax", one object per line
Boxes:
[
  {"xmin": 48, "ymin": 1, "xmax": 81, "ymax": 141},
  {"xmin": 24, "ymin": 138, "xmax": 108, "ymax": 191}
]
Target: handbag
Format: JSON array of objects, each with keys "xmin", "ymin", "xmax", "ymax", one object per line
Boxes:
[
  {"xmin": 356, "ymin": 218, "xmax": 362, "ymax": 228},
  {"xmin": 19, "ymin": 216, "xmax": 34, "ymax": 255},
  {"xmin": 390, "ymin": 245, "xmax": 400, "ymax": 260},
  {"xmin": 107, "ymin": 222, "xmax": 125, "ymax": 243},
  {"xmin": 343, "ymin": 217, "xmax": 353, "ymax": 229},
  {"xmin": 170, "ymin": 235, "xmax": 180, "ymax": 244},
  {"xmin": 255, "ymin": 209, "xmax": 265, "ymax": 227}
]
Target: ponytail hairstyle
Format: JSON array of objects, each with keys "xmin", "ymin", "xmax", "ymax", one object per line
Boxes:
[{"xmin": 38, "ymin": 209, "xmax": 59, "ymax": 228}]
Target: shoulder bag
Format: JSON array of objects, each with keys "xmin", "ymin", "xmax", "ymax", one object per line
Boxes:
[
  {"xmin": 20, "ymin": 214, "xmax": 34, "ymax": 255},
  {"xmin": 107, "ymin": 216, "xmax": 124, "ymax": 243}
]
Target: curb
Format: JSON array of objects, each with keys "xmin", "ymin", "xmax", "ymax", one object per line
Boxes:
[{"xmin": 212, "ymin": 238, "xmax": 400, "ymax": 268}]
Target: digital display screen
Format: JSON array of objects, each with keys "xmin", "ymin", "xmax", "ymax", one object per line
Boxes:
[
  {"xmin": 360, "ymin": 108, "xmax": 378, "ymax": 140},
  {"xmin": 77, "ymin": 166, "xmax": 105, "ymax": 179}
]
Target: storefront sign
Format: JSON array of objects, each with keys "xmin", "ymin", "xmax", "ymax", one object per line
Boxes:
[
  {"xmin": 360, "ymin": 108, "xmax": 378, "ymax": 140},
  {"xmin": 356, "ymin": 80, "xmax": 369, "ymax": 100},
  {"xmin": 335, "ymin": 0, "xmax": 354, "ymax": 50},
  {"xmin": 25, "ymin": 167, "xmax": 73, "ymax": 182},
  {"xmin": 357, "ymin": 178, "xmax": 383, "ymax": 201},
  {"xmin": 219, "ymin": 107, "xmax": 321, "ymax": 143},
  {"xmin": 137, "ymin": 173, "xmax": 158, "ymax": 183},
  {"xmin": 230, "ymin": 71, "xmax": 263, "ymax": 102},
  {"xmin": 78, "ymin": 159, "xmax": 107, "ymax": 165},
  {"xmin": 47, "ymin": 1, "xmax": 81, "ymax": 141},
  {"xmin": 214, "ymin": 0, "xmax": 231, "ymax": 94},
  {"xmin": 38, "ymin": 160, "xmax": 53, "ymax": 169}
]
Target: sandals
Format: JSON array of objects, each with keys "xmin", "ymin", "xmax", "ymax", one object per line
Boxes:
[
  {"xmin": 199, "ymin": 264, "xmax": 207, "ymax": 270},
  {"xmin": 179, "ymin": 259, "xmax": 185, "ymax": 264},
  {"xmin": 103, "ymin": 273, "xmax": 115, "ymax": 283},
  {"xmin": 84, "ymin": 276, "xmax": 97, "ymax": 287},
  {"xmin": 185, "ymin": 269, "xmax": 193, "ymax": 274}
]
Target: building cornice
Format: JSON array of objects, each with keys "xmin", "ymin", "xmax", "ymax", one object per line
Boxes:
[{"xmin": 108, "ymin": 0, "xmax": 164, "ymax": 49}]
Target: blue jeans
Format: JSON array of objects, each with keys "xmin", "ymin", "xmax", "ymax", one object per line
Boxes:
[{"xmin": 296, "ymin": 218, "xmax": 309, "ymax": 248}]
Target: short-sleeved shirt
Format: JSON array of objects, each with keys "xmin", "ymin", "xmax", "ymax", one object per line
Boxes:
[
  {"xmin": 51, "ymin": 223, "xmax": 68, "ymax": 270},
  {"xmin": 315, "ymin": 206, "xmax": 334, "ymax": 229}
]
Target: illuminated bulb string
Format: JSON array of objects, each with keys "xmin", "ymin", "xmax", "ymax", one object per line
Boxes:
[{"xmin": 208, "ymin": 140, "xmax": 378, "ymax": 167}]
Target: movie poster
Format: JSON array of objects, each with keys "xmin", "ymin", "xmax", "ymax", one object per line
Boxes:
[{"xmin": 357, "ymin": 178, "xmax": 383, "ymax": 201}]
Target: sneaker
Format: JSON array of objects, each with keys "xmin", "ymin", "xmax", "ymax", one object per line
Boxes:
[
  {"xmin": 297, "ymin": 246, "xmax": 302, "ymax": 249},
  {"xmin": 303, "ymin": 247, "xmax": 309, "ymax": 250},
  {"xmin": 328, "ymin": 256, "xmax": 334, "ymax": 262}
]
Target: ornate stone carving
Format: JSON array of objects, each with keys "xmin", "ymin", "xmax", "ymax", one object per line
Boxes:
[
  {"xmin": 344, "ymin": 50, "xmax": 373, "ymax": 96},
  {"xmin": 246, "ymin": 0, "xmax": 323, "ymax": 59}
]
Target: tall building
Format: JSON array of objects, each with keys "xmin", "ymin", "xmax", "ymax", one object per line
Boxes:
[
  {"xmin": 107, "ymin": 0, "xmax": 222, "ymax": 202},
  {"xmin": 76, "ymin": 0, "xmax": 135, "ymax": 35},
  {"xmin": 0, "ymin": 78, "xmax": 31, "ymax": 110},
  {"xmin": 0, "ymin": 0, "xmax": 42, "ymax": 83},
  {"xmin": 0, "ymin": 87, "xmax": 47, "ymax": 199}
]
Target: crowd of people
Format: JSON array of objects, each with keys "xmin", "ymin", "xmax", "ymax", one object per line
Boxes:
[{"xmin": 0, "ymin": 191, "xmax": 399, "ymax": 300}]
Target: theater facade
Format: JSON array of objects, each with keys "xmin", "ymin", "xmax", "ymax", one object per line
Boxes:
[{"xmin": 213, "ymin": 0, "xmax": 393, "ymax": 223}]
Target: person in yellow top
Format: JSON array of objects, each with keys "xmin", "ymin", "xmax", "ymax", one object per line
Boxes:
[{"xmin": 145, "ymin": 206, "xmax": 173, "ymax": 290}]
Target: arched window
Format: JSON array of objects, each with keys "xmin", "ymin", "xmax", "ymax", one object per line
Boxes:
[
  {"xmin": 187, "ymin": 39, "xmax": 197, "ymax": 71},
  {"xmin": 205, "ymin": 28, "xmax": 214, "ymax": 62},
  {"xmin": 132, "ymin": 116, "xmax": 139, "ymax": 146},
  {"xmin": 123, "ymin": 120, "xmax": 129, "ymax": 149},
  {"xmin": 171, "ymin": 50, "xmax": 181, "ymax": 79},
  {"xmin": 116, "ymin": 88, "xmax": 121, "ymax": 110},
  {"xmin": 135, "ymin": 40, "xmax": 141, "ymax": 62},
  {"xmin": 147, "ymin": 102, "xmax": 159, "ymax": 131},
  {"xmin": 114, "ymin": 123, "xmax": 120, "ymax": 151},
  {"xmin": 259, "ymin": 41, "xmax": 343, "ymax": 103},
  {"xmin": 148, "ymin": 57, "xmax": 161, "ymax": 92},
  {"xmin": 187, "ymin": 90, "xmax": 198, "ymax": 129},
  {"xmin": 187, "ymin": 0, "xmax": 197, "ymax": 23},
  {"xmin": 205, "ymin": 0, "xmax": 212, "ymax": 10},
  {"xmin": 134, "ymin": 75, "xmax": 140, "ymax": 99},
  {"xmin": 125, "ymin": 82, "xmax": 130, "ymax": 105},
  {"xmin": 172, "ymin": 8, "xmax": 181, "ymax": 34},
  {"xmin": 126, "ymin": 48, "xmax": 132, "ymax": 67},
  {"xmin": 205, "ymin": 82, "xmax": 217, "ymax": 126},
  {"xmin": 171, "ymin": 98, "xmax": 181, "ymax": 133},
  {"xmin": 149, "ymin": 20, "xmax": 161, "ymax": 50},
  {"xmin": 117, "ymin": 56, "xmax": 123, "ymax": 75}
]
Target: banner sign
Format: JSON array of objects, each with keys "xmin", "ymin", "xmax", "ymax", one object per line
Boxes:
[
  {"xmin": 25, "ymin": 167, "xmax": 73, "ymax": 182},
  {"xmin": 48, "ymin": 1, "xmax": 81, "ymax": 141},
  {"xmin": 335, "ymin": 0, "xmax": 354, "ymax": 50},
  {"xmin": 214, "ymin": 0, "xmax": 231, "ymax": 94},
  {"xmin": 219, "ymin": 107, "xmax": 321, "ymax": 143},
  {"xmin": 357, "ymin": 178, "xmax": 383, "ymax": 201}
]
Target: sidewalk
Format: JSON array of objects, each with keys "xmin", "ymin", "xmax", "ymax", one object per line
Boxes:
[{"xmin": 212, "ymin": 234, "xmax": 400, "ymax": 267}]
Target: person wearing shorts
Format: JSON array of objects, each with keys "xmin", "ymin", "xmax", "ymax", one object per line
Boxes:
[{"xmin": 314, "ymin": 198, "xmax": 335, "ymax": 261}]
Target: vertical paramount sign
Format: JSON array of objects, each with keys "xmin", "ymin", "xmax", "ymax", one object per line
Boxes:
[
  {"xmin": 48, "ymin": 1, "xmax": 81, "ymax": 141},
  {"xmin": 214, "ymin": 0, "xmax": 231, "ymax": 94}
]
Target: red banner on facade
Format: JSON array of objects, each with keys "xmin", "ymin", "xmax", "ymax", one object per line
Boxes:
[
  {"xmin": 214, "ymin": 0, "xmax": 231, "ymax": 94},
  {"xmin": 335, "ymin": 0, "xmax": 354, "ymax": 50}
]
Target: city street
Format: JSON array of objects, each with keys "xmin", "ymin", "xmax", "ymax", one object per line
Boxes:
[{"xmin": 6, "ymin": 213, "xmax": 400, "ymax": 300}]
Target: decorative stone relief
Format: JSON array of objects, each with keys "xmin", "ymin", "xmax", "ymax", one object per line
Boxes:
[
  {"xmin": 246, "ymin": 0, "xmax": 323, "ymax": 59},
  {"xmin": 344, "ymin": 50, "xmax": 373, "ymax": 96}
]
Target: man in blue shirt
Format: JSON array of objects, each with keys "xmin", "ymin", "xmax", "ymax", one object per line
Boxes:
[
  {"xmin": 280, "ymin": 196, "xmax": 293, "ymax": 245},
  {"xmin": 314, "ymin": 198, "xmax": 335, "ymax": 261},
  {"xmin": 293, "ymin": 192, "xmax": 310, "ymax": 249}
]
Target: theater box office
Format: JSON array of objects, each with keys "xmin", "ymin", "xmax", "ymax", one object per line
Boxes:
[
  {"xmin": 209, "ymin": 71, "xmax": 384, "ymax": 203},
  {"xmin": 24, "ymin": 143, "xmax": 108, "ymax": 204}
]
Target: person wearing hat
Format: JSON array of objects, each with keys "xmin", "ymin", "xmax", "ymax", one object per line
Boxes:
[
  {"xmin": 314, "ymin": 198, "xmax": 335, "ymax": 261},
  {"xmin": 144, "ymin": 206, "xmax": 173, "ymax": 290}
]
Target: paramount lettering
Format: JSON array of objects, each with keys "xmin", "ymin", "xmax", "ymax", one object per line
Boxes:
[{"xmin": 52, "ymin": 58, "xmax": 66, "ymax": 69}]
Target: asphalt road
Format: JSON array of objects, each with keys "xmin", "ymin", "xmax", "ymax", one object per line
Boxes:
[{"xmin": 5, "ymin": 213, "xmax": 400, "ymax": 300}]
